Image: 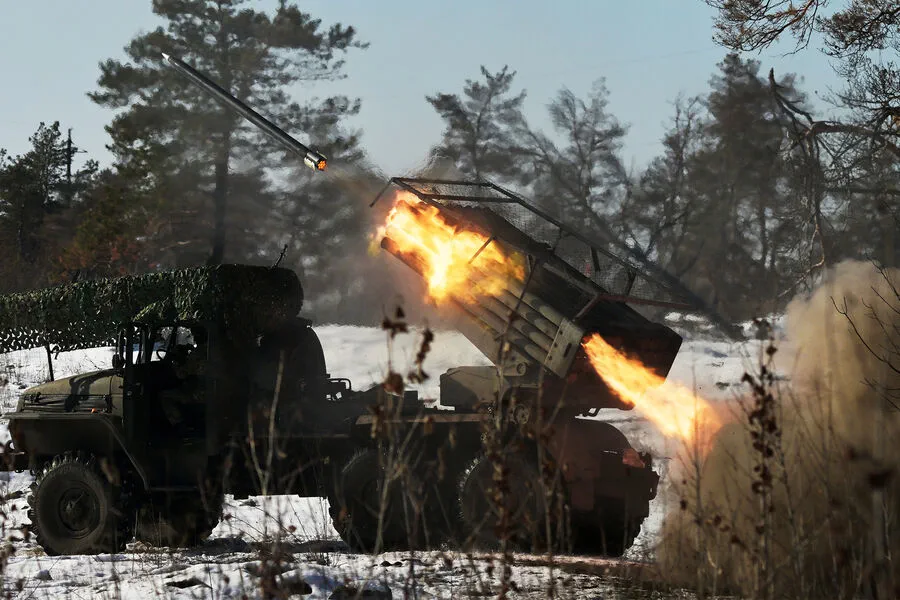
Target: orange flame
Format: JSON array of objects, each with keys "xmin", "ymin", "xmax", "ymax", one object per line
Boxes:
[
  {"xmin": 582, "ymin": 333, "xmax": 722, "ymax": 447},
  {"xmin": 377, "ymin": 190, "xmax": 721, "ymax": 449},
  {"xmin": 377, "ymin": 191, "xmax": 524, "ymax": 302}
]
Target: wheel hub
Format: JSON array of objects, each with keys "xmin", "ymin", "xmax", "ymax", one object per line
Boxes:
[{"xmin": 57, "ymin": 486, "xmax": 99, "ymax": 537}]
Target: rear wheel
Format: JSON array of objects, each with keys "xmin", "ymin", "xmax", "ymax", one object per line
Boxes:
[
  {"xmin": 458, "ymin": 454, "xmax": 551, "ymax": 552},
  {"xmin": 28, "ymin": 453, "xmax": 134, "ymax": 556},
  {"xmin": 328, "ymin": 449, "xmax": 420, "ymax": 553}
]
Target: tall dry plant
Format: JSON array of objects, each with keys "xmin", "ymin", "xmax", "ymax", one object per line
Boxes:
[{"xmin": 658, "ymin": 259, "xmax": 900, "ymax": 599}]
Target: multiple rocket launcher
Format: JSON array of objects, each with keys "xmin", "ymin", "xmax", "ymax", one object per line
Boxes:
[
  {"xmin": 162, "ymin": 52, "xmax": 684, "ymax": 412},
  {"xmin": 374, "ymin": 180, "xmax": 685, "ymax": 412}
]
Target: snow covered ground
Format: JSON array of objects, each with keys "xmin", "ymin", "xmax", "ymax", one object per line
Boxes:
[{"xmin": 0, "ymin": 323, "xmax": 786, "ymax": 598}]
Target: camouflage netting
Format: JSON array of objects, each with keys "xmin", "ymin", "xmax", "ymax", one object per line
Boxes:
[{"xmin": 0, "ymin": 265, "xmax": 303, "ymax": 354}]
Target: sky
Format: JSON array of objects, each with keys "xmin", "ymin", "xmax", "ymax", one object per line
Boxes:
[{"xmin": 0, "ymin": 0, "xmax": 845, "ymax": 177}]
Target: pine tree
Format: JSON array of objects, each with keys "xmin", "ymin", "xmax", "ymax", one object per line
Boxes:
[
  {"xmin": 426, "ymin": 66, "xmax": 526, "ymax": 182},
  {"xmin": 56, "ymin": 166, "xmax": 156, "ymax": 281},
  {"xmin": 519, "ymin": 81, "xmax": 629, "ymax": 233},
  {"xmin": 0, "ymin": 123, "xmax": 97, "ymax": 291},
  {"xmin": 89, "ymin": 0, "xmax": 366, "ymax": 267},
  {"xmin": 634, "ymin": 54, "xmax": 810, "ymax": 319}
]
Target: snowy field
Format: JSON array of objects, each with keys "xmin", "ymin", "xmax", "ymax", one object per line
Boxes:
[{"xmin": 0, "ymin": 322, "xmax": 785, "ymax": 598}]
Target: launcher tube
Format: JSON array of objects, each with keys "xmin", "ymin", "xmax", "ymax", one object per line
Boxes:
[
  {"xmin": 487, "ymin": 291, "xmax": 560, "ymax": 339},
  {"xmin": 468, "ymin": 264, "xmax": 568, "ymax": 327},
  {"xmin": 462, "ymin": 302, "xmax": 547, "ymax": 363},
  {"xmin": 468, "ymin": 295, "xmax": 555, "ymax": 351}
]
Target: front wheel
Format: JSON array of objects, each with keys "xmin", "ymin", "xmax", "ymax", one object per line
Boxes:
[{"xmin": 28, "ymin": 454, "xmax": 134, "ymax": 556}]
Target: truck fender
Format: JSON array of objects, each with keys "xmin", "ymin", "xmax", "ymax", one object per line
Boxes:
[{"xmin": 9, "ymin": 415, "xmax": 150, "ymax": 490}]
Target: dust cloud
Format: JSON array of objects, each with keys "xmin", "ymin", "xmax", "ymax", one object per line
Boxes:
[
  {"xmin": 657, "ymin": 259, "xmax": 900, "ymax": 595},
  {"xmin": 785, "ymin": 259, "xmax": 900, "ymax": 454}
]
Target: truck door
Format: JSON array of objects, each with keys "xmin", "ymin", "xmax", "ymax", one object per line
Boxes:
[
  {"xmin": 121, "ymin": 324, "xmax": 150, "ymax": 447},
  {"xmin": 151, "ymin": 324, "xmax": 208, "ymax": 438}
]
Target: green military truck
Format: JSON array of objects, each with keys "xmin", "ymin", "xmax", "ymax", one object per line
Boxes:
[
  {"xmin": 0, "ymin": 53, "xmax": 719, "ymax": 558},
  {"xmin": 0, "ymin": 265, "xmax": 368, "ymax": 554},
  {"xmin": 0, "ymin": 260, "xmax": 668, "ymax": 557}
]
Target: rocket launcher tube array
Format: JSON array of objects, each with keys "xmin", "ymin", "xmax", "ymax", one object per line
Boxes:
[
  {"xmin": 460, "ymin": 300, "xmax": 550, "ymax": 364},
  {"xmin": 467, "ymin": 264, "xmax": 568, "ymax": 328},
  {"xmin": 480, "ymin": 297, "xmax": 556, "ymax": 349},
  {"xmin": 464, "ymin": 293, "xmax": 556, "ymax": 352},
  {"xmin": 381, "ymin": 233, "xmax": 584, "ymax": 379}
]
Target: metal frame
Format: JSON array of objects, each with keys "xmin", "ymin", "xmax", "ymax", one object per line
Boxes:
[{"xmin": 374, "ymin": 177, "xmax": 702, "ymax": 312}]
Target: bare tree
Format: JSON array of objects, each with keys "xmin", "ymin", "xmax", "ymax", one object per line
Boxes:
[{"xmin": 706, "ymin": 0, "xmax": 900, "ymax": 155}]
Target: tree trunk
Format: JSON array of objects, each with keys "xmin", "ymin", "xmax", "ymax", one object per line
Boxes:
[{"xmin": 208, "ymin": 131, "xmax": 232, "ymax": 265}]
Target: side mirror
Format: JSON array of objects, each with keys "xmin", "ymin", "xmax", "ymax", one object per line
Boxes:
[{"xmin": 112, "ymin": 354, "xmax": 124, "ymax": 371}]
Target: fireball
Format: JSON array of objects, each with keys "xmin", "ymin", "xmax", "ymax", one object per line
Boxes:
[{"xmin": 377, "ymin": 191, "xmax": 525, "ymax": 302}]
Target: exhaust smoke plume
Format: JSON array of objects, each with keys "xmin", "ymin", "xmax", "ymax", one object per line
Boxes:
[{"xmin": 658, "ymin": 259, "xmax": 900, "ymax": 595}]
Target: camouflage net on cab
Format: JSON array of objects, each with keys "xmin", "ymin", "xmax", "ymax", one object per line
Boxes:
[{"xmin": 0, "ymin": 265, "xmax": 303, "ymax": 354}]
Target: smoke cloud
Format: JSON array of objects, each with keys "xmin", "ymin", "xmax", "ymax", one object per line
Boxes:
[
  {"xmin": 305, "ymin": 156, "xmax": 471, "ymax": 328},
  {"xmin": 657, "ymin": 259, "xmax": 900, "ymax": 595}
]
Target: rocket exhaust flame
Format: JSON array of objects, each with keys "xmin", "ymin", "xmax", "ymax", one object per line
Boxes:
[
  {"xmin": 377, "ymin": 190, "xmax": 721, "ymax": 447},
  {"xmin": 377, "ymin": 192, "xmax": 525, "ymax": 302},
  {"xmin": 582, "ymin": 334, "xmax": 722, "ymax": 445}
]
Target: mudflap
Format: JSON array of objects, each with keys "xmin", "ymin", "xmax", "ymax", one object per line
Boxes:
[{"xmin": 546, "ymin": 418, "xmax": 659, "ymax": 555}]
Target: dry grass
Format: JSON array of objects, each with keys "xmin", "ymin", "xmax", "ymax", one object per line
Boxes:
[{"xmin": 658, "ymin": 260, "xmax": 900, "ymax": 599}]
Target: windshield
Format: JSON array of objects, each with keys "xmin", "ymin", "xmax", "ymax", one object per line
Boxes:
[
  {"xmin": 151, "ymin": 325, "xmax": 205, "ymax": 362},
  {"xmin": 114, "ymin": 323, "xmax": 206, "ymax": 368}
]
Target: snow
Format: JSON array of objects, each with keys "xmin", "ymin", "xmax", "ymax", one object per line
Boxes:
[
  {"xmin": 0, "ymin": 323, "xmax": 784, "ymax": 598},
  {"xmin": 315, "ymin": 325, "xmax": 493, "ymax": 402}
]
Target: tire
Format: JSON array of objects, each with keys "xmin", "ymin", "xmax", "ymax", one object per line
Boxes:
[
  {"xmin": 28, "ymin": 453, "xmax": 134, "ymax": 556},
  {"xmin": 135, "ymin": 491, "xmax": 224, "ymax": 547},
  {"xmin": 328, "ymin": 449, "xmax": 417, "ymax": 553},
  {"xmin": 458, "ymin": 454, "xmax": 550, "ymax": 552},
  {"xmin": 419, "ymin": 459, "xmax": 466, "ymax": 549}
]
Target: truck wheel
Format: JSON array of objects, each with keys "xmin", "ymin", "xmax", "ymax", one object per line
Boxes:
[
  {"xmin": 28, "ymin": 454, "xmax": 134, "ymax": 556},
  {"xmin": 458, "ymin": 454, "xmax": 548, "ymax": 551},
  {"xmin": 328, "ymin": 449, "xmax": 415, "ymax": 553},
  {"xmin": 135, "ymin": 492, "xmax": 224, "ymax": 547},
  {"xmin": 419, "ymin": 459, "xmax": 466, "ymax": 548}
]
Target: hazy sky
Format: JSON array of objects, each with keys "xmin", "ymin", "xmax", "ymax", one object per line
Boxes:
[{"xmin": 1, "ymin": 0, "xmax": 843, "ymax": 177}]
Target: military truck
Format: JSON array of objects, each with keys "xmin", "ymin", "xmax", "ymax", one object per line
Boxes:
[
  {"xmin": 0, "ymin": 265, "xmax": 366, "ymax": 553},
  {"xmin": 0, "ymin": 54, "xmax": 729, "ymax": 558},
  {"xmin": 0, "ymin": 258, "xmax": 668, "ymax": 557}
]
